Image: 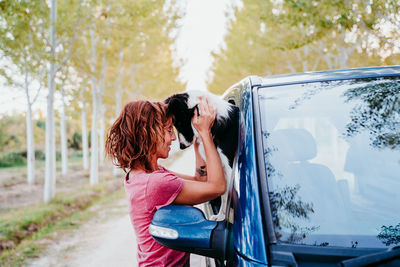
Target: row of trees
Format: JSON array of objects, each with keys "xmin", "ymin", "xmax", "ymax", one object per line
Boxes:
[
  {"xmin": 0, "ymin": 0, "xmax": 185, "ymax": 202},
  {"xmin": 208, "ymin": 0, "xmax": 400, "ymax": 93}
]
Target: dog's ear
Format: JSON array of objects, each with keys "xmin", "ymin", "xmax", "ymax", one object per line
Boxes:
[
  {"xmin": 164, "ymin": 95, "xmax": 174, "ymax": 105},
  {"xmin": 164, "ymin": 93, "xmax": 189, "ymax": 111},
  {"xmin": 192, "ymin": 104, "xmax": 199, "ymax": 117}
]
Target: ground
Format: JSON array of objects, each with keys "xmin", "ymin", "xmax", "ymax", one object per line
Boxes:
[
  {"xmin": 25, "ymin": 197, "xmax": 137, "ymax": 267},
  {"xmin": 1, "ymin": 148, "xmax": 206, "ymax": 266},
  {"xmin": 0, "ymin": 158, "xmax": 111, "ymax": 212},
  {"xmin": 25, "ymin": 196, "xmax": 204, "ymax": 267}
]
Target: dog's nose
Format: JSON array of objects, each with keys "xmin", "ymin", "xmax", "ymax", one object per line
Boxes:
[{"xmin": 180, "ymin": 143, "xmax": 187, "ymax": 150}]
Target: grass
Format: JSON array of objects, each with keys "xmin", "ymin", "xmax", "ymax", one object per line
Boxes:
[
  {"xmin": 0, "ymin": 152, "xmax": 85, "ymax": 187},
  {"xmin": 0, "ymin": 179, "xmax": 123, "ymax": 267},
  {"xmin": 0, "ymin": 150, "xmax": 83, "ymax": 171}
]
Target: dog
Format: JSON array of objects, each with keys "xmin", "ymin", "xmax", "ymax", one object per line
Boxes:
[{"xmin": 165, "ymin": 90, "xmax": 239, "ymax": 221}]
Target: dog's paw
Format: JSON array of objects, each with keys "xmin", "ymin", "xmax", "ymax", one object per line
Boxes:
[{"xmin": 209, "ymin": 214, "xmax": 226, "ymax": 221}]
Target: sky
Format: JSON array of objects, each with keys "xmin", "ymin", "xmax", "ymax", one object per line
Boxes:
[
  {"xmin": 175, "ymin": 0, "xmax": 234, "ymax": 91},
  {"xmin": 0, "ymin": 0, "xmax": 235, "ymax": 116}
]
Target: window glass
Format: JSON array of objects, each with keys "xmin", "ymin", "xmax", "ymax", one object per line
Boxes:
[{"xmin": 259, "ymin": 78, "xmax": 400, "ymax": 248}]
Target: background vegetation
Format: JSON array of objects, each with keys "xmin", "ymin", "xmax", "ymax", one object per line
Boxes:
[
  {"xmin": 207, "ymin": 0, "xmax": 400, "ymax": 94},
  {"xmin": 0, "ymin": 0, "xmax": 186, "ymax": 202}
]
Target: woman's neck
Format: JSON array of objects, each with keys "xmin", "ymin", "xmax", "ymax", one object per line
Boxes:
[
  {"xmin": 149, "ymin": 155, "xmax": 159, "ymax": 171},
  {"xmin": 131, "ymin": 159, "xmax": 158, "ymax": 173}
]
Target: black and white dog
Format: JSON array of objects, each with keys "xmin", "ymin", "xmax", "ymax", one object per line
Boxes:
[{"xmin": 165, "ymin": 90, "xmax": 239, "ymax": 221}]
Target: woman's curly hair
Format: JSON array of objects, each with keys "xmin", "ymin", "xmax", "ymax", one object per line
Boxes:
[{"xmin": 105, "ymin": 101, "xmax": 171, "ymax": 173}]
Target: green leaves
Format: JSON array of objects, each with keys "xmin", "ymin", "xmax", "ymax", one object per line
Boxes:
[
  {"xmin": 208, "ymin": 0, "xmax": 400, "ymax": 94},
  {"xmin": 0, "ymin": 0, "xmax": 184, "ymax": 102},
  {"xmin": 0, "ymin": 0, "xmax": 185, "ymax": 160}
]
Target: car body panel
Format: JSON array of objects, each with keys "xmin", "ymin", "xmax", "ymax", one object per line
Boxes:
[
  {"xmin": 230, "ymin": 79, "xmax": 268, "ymax": 265},
  {"xmin": 232, "ymin": 252, "xmax": 268, "ymax": 267}
]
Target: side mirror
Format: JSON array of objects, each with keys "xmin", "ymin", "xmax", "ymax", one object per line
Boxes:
[{"xmin": 150, "ymin": 205, "xmax": 227, "ymax": 259}]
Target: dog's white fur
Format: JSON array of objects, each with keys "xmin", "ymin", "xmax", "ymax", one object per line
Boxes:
[
  {"xmin": 186, "ymin": 90, "xmax": 232, "ymax": 120},
  {"xmin": 178, "ymin": 91, "xmax": 232, "ymax": 147},
  {"xmin": 185, "ymin": 91, "xmax": 234, "ymax": 221}
]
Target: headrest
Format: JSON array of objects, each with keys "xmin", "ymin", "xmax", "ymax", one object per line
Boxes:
[{"xmin": 269, "ymin": 128, "xmax": 317, "ymax": 161}]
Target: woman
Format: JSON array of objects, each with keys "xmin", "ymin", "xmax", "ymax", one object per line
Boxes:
[{"xmin": 105, "ymin": 97, "xmax": 225, "ymax": 267}]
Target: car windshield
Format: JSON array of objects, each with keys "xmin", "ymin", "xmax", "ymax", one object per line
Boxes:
[{"xmin": 258, "ymin": 77, "xmax": 400, "ymax": 249}]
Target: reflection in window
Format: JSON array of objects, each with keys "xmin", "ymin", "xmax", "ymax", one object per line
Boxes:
[{"xmin": 259, "ymin": 78, "xmax": 400, "ymax": 248}]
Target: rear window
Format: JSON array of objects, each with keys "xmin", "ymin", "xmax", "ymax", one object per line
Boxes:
[{"xmin": 258, "ymin": 77, "xmax": 400, "ymax": 248}]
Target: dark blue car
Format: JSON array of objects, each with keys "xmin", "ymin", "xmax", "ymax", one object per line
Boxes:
[{"xmin": 150, "ymin": 66, "xmax": 400, "ymax": 266}]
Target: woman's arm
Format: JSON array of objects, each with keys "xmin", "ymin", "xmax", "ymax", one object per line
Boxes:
[
  {"xmin": 170, "ymin": 141, "xmax": 207, "ymax": 182},
  {"xmin": 193, "ymin": 141, "xmax": 207, "ymax": 181},
  {"xmin": 173, "ymin": 98, "xmax": 226, "ymax": 205}
]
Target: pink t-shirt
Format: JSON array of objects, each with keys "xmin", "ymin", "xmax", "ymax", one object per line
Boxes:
[{"xmin": 124, "ymin": 166, "xmax": 190, "ymax": 267}]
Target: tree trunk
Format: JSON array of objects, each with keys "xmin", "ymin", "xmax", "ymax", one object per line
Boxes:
[
  {"xmin": 111, "ymin": 51, "xmax": 124, "ymax": 176},
  {"xmin": 112, "ymin": 97, "xmax": 121, "ymax": 175},
  {"xmin": 60, "ymin": 89, "xmax": 68, "ymax": 176},
  {"xmin": 98, "ymin": 49, "xmax": 107, "ymax": 168},
  {"xmin": 24, "ymin": 65, "xmax": 35, "ymax": 185},
  {"xmin": 302, "ymin": 45, "xmax": 309, "ymax": 72},
  {"xmin": 339, "ymin": 33, "xmax": 348, "ymax": 69},
  {"xmin": 89, "ymin": 28, "xmax": 99, "ymax": 185},
  {"xmin": 339, "ymin": 46, "xmax": 348, "ymax": 69},
  {"xmin": 44, "ymin": 0, "xmax": 57, "ymax": 203},
  {"xmin": 113, "ymin": 60, "xmax": 123, "ymax": 176},
  {"xmin": 99, "ymin": 105, "xmax": 105, "ymax": 166},
  {"xmin": 90, "ymin": 14, "xmax": 109, "ymax": 184},
  {"xmin": 82, "ymin": 100, "xmax": 89, "ymax": 170},
  {"xmin": 90, "ymin": 93, "xmax": 99, "ymax": 185},
  {"xmin": 96, "ymin": 52, "xmax": 108, "ymax": 171}
]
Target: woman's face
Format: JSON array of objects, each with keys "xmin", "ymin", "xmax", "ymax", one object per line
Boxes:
[{"xmin": 156, "ymin": 119, "xmax": 176, "ymax": 159}]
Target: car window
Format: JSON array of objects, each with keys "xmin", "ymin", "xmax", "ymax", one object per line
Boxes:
[{"xmin": 258, "ymin": 77, "xmax": 400, "ymax": 249}]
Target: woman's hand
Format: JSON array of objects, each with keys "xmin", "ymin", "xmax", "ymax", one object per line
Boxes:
[
  {"xmin": 192, "ymin": 97, "xmax": 217, "ymax": 137},
  {"xmin": 174, "ymin": 97, "xmax": 226, "ymax": 206}
]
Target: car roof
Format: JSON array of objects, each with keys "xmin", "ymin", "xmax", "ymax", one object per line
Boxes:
[{"xmin": 251, "ymin": 66, "xmax": 400, "ymax": 88}]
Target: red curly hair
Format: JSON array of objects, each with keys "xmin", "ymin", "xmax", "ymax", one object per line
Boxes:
[{"xmin": 105, "ymin": 100, "xmax": 172, "ymax": 173}]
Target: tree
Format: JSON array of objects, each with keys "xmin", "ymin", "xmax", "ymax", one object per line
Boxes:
[
  {"xmin": 80, "ymin": 82, "xmax": 90, "ymax": 171},
  {"xmin": 273, "ymin": 0, "xmax": 400, "ymax": 68},
  {"xmin": 344, "ymin": 79, "xmax": 400, "ymax": 150},
  {"xmin": 1, "ymin": 0, "xmax": 186, "ymax": 194},
  {"xmin": 378, "ymin": 223, "xmax": 400, "ymax": 246},
  {"xmin": 207, "ymin": 0, "xmax": 400, "ymax": 94},
  {"xmin": 56, "ymin": 66, "xmax": 76, "ymax": 176},
  {"xmin": 0, "ymin": 0, "xmax": 48, "ymax": 184},
  {"xmin": 44, "ymin": 0, "xmax": 83, "ymax": 202},
  {"xmin": 67, "ymin": 0, "xmax": 185, "ymax": 185}
]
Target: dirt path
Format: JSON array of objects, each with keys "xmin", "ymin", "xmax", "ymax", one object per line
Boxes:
[
  {"xmin": 26, "ymin": 198, "xmax": 137, "ymax": 267},
  {"xmin": 25, "ymin": 148, "xmax": 206, "ymax": 267},
  {"xmin": 0, "ymin": 162, "xmax": 113, "ymax": 212}
]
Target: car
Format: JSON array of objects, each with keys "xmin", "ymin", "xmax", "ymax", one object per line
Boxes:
[{"xmin": 149, "ymin": 66, "xmax": 400, "ymax": 266}]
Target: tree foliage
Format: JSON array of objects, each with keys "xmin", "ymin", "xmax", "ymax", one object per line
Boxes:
[
  {"xmin": 0, "ymin": 0, "xmax": 185, "ymax": 187},
  {"xmin": 378, "ymin": 223, "xmax": 400, "ymax": 246},
  {"xmin": 344, "ymin": 79, "xmax": 400, "ymax": 150},
  {"xmin": 208, "ymin": 0, "xmax": 400, "ymax": 94}
]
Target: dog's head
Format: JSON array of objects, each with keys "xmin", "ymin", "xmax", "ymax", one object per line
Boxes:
[{"xmin": 165, "ymin": 93, "xmax": 198, "ymax": 149}]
